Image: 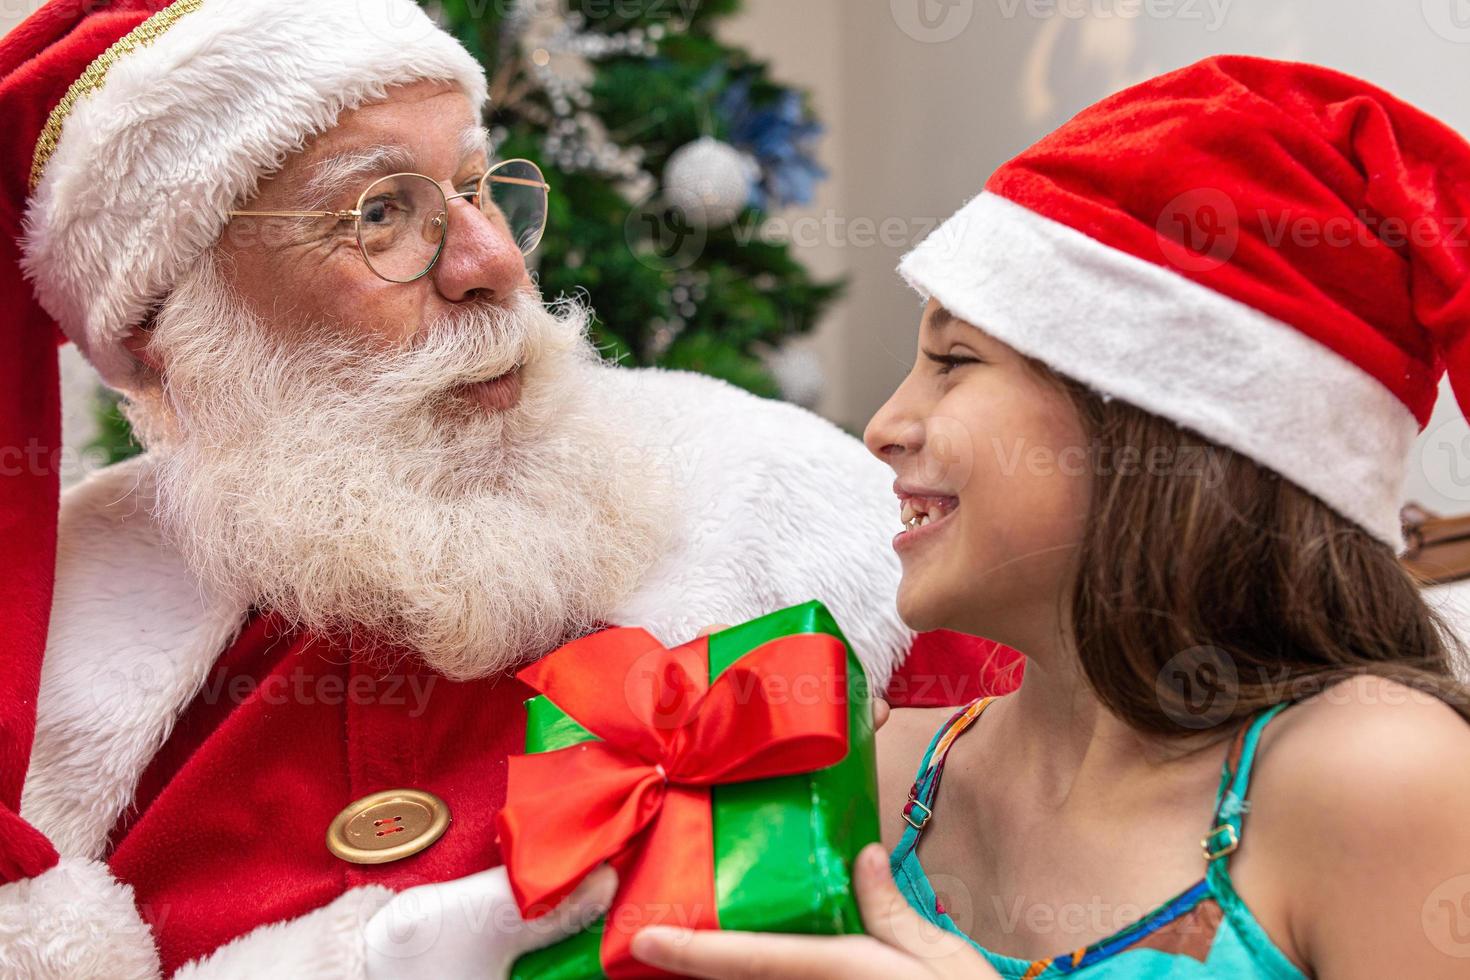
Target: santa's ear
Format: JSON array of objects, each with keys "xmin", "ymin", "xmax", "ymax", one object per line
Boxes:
[{"xmin": 122, "ymin": 311, "xmax": 163, "ymax": 374}]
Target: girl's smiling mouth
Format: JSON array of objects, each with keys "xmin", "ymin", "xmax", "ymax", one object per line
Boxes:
[{"xmin": 893, "ymin": 483, "xmax": 960, "ymax": 551}]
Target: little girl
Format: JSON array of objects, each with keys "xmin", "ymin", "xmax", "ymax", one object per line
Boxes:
[{"xmin": 631, "ymin": 56, "xmax": 1470, "ymax": 978}]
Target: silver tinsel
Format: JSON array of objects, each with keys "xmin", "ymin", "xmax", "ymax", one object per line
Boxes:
[{"xmin": 505, "ymin": 0, "xmax": 666, "ymax": 185}]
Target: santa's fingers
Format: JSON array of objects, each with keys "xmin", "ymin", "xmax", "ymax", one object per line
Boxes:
[{"xmin": 508, "ymin": 864, "xmax": 620, "ymax": 957}]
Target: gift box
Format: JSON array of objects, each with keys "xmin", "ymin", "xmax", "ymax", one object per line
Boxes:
[{"xmin": 498, "ymin": 600, "xmax": 880, "ymax": 979}]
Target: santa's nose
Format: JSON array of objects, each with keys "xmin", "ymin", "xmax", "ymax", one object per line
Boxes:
[{"xmin": 431, "ymin": 197, "xmax": 529, "ymax": 305}]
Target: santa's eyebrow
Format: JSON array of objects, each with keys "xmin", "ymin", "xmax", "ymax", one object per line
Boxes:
[
  {"xmin": 297, "ymin": 125, "xmax": 491, "ymax": 210},
  {"xmin": 298, "ymin": 143, "xmax": 418, "ymax": 210},
  {"xmin": 459, "ymin": 124, "xmax": 490, "ymax": 163}
]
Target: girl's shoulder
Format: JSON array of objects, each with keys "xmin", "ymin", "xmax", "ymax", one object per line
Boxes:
[
  {"xmin": 1252, "ymin": 674, "xmax": 1469, "ymax": 810},
  {"xmin": 1238, "ymin": 675, "xmax": 1470, "ymax": 971}
]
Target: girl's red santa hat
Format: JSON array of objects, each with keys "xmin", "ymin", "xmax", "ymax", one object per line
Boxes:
[
  {"xmin": 0, "ymin": 0, "xmax": 486, "ymax": 881},
  {"xmin": 901, "ymin": 55, "xmax": 1470, "ymax": 552}
]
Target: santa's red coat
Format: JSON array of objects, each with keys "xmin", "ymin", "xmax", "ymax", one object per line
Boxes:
[{"xmin": 109, "ymin": 612, "xmax": 1017, "ymax": 974}]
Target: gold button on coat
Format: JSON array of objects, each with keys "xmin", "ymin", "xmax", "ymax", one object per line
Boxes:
[{"xmin": 326, "ymin": 788, "xmax": 450, "ymax": 864}]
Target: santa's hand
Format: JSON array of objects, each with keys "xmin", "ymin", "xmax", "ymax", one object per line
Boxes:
[
  {"xmin": 628, "ymin": 844, "xmax": 997, "ymax": 979},
  {"xmin": 364, "ymin": 864, "xmax": 617, "ymax": 980}
]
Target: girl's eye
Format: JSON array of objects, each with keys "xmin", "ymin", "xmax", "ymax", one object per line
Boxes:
[{"xmin": 928, "ymin": 353, "xmax": 983, "ymax": 375}]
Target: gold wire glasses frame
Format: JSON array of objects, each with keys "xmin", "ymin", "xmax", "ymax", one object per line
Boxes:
[{"xmin": 227, "ymin": 158, "xmax": 551, "ymax": 283}]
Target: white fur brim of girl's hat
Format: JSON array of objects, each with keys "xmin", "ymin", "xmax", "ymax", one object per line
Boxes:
[
  {"xmin": 18, "ymin": 0, "xmax": 488, "ymax": 387},
  {"xmin": 898, "ymin": 55, "xmax": 1470, "ymax": 552}
]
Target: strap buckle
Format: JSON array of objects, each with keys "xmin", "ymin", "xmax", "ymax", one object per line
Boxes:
[
  {"xmin": 903, "ymin": 796, "xmax": 933, "ymax": 831},
  {"xmin": 1201, "ymin": 823, "xmax": 1240, "ymax": 861}
]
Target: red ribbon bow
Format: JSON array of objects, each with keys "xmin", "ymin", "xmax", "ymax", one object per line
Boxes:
[{"xmin": 496, "ymin": 626, "xmax": 850, "ymax": 978}]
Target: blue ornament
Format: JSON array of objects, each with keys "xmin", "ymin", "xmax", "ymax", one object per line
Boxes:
[{"xmin": 718, "ymin": 79, "xmax": 828, "ymax": 211}]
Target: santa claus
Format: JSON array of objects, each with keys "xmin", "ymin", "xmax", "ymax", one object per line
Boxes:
[{"xmin": 0, "ymin": 0, "xmax": 1017, "ymax": 976}]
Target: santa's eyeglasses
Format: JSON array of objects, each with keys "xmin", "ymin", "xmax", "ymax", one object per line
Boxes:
[{"xmin": 227, "ymin": 158, "xmax": 549, "ymax": 283}]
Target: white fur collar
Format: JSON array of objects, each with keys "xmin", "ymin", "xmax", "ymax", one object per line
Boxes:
[{"xmin": 22, "ymin": 456, "xmax": 244, "ymax": 859}]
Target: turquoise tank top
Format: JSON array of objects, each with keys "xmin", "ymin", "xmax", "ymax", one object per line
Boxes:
[{"xmin": 891, "ymin": 698, "xmax": 1308, "ymax": 979}]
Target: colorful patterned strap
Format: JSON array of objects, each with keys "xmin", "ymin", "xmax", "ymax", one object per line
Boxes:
[
  {"xmin": 901, "ymin": 696, "xmax": 995, "ymax": 834},
  {"xmin": 1203, "ymin": 700, "xmax": 1293, "ymax": 862}
]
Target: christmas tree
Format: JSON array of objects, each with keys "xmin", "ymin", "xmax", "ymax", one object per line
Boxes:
[
  {"xmin": 92, "ymin": 0, "xmax": 837, "ymax": 463},
  {"xmin": 438, "ymin": 0, "xmax": 839, "ymax": 397}
]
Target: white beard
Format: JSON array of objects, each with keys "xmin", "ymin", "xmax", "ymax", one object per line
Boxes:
[{"xmin": 125, "ymin": 253, "xmax": 673, "ymax": 679}]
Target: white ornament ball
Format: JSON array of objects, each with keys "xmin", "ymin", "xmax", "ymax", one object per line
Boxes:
[{"xmin": 662, "ymin": 137, "xmax": 758, "ymax": 227}]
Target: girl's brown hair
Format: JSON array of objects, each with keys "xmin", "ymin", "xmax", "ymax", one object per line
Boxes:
[{"xmin": 1041, "ymin": 367, "xmax": 1470, "ymax": 734}]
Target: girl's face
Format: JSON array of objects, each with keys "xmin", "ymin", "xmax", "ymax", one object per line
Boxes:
[{"xmin": 863, "ymin": 300, "xmax": 1092, "ymax": 651}]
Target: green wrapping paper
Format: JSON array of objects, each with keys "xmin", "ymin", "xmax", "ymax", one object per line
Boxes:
[{"xmin": 509, "ymin": 600, "xmax": 880, "ymax": 979}]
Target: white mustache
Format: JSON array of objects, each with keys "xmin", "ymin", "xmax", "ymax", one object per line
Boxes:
[
  {"xmin": 132, "ymin": 251, "xmax": 673, "ymax": 679},
  {"xmin": 281, "ymin": 290, "xmax": 558, "ymax": 410}
]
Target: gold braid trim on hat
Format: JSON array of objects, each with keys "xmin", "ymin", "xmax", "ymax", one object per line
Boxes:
[{"xmin": 28, "ymin": 0, "xmax": 205, "ymax": 193}]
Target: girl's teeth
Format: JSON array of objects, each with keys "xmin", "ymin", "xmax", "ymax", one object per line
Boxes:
[
  {"xmin": 900, "ymin": 498, "xmax": 959, "ymax": 531},
  {"xmin": 902, "ymin": 509, "xmax": 935, "ymax": 530}
]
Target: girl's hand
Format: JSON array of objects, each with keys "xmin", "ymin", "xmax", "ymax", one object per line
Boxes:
[{"xmin": 628, "ymin": 844, "xmax": 999, "ymax": 979}]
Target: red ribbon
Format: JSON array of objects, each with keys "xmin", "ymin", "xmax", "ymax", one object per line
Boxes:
[{"xmin": 497, "ymin": 627, "xmax": 850, "ymax": 978}]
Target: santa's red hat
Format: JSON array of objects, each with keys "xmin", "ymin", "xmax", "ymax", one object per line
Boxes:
[
  {"xmin": 900, "ymin": 56, "xmax": 1470, "ymax": 550},
  {"xmin": 0, "ymin": 0, "xmax": 486, "ymax": 881}
]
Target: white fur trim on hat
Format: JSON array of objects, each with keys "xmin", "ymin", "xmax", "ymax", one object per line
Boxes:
[
  {"xmin": 898, "ymin": 192, "xmax": 1418, "ymax": 549},
  {"xmin": 18, "ymin": 0, "xmax": 487, "ymax": 386}
]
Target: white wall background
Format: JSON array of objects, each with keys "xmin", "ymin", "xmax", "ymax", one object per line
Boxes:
[{"xmin": 7, "ymin": 0, "xmax": 1470, "ymax": 520}]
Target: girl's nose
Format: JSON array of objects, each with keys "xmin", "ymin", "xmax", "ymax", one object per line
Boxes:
[{"xmin": 865, "ymin": 396, "xmax": 925, "ymax": 464}]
